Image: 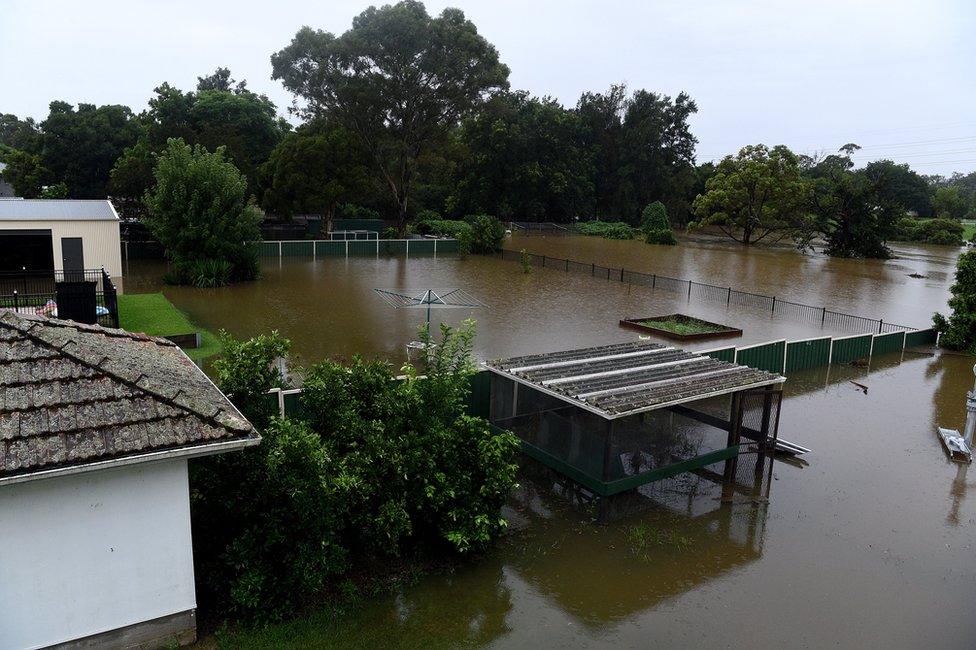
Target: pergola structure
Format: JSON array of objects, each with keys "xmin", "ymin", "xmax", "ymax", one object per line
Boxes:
[{"xmin": 485, "ymin": 340, "xmax": 786, "ymax": 502}]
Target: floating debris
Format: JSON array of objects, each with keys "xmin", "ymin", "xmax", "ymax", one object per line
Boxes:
[
  {"xmin": 908, "ymin": 273, "xmax": 927, "ymax": 279},
  {"xmin": 938, "ymin": 428, "xmax": 972, "ymax": 463},
  {"xmin": 849, "ymin": 380, "xmax": 868, "ymax": 394}
]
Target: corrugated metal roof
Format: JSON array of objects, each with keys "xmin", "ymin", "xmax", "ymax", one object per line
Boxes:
[
  {"xmin": 0, "ymin": 199, "xmax": 119, "ymax": 221},
  {"xmin": 486, "ymin": 340, "xmax": 785, "ymax": 419}
]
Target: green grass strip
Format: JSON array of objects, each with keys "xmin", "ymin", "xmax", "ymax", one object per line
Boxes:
[{"xmin": 117, "ymin": 293, "xmax": 220, "ymax": 363}]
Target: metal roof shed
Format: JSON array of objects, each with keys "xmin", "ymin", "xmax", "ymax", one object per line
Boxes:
[{"xmin": 485, "ymin": 340, "xmax": 786, "ymax": 502}]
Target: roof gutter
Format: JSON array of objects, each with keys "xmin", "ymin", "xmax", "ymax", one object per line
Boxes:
[{"xmin": 0, "ymin": 436, "xmax": 260, "ymax": 488}]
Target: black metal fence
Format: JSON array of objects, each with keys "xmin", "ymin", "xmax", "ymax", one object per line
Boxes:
[
  {"xmin": 0, "ymin": 268, "xmax": 119, "ymax": 328},
  {"xmin": 499, "ymin": 249, "xmax": 917, "ymax": 334}
]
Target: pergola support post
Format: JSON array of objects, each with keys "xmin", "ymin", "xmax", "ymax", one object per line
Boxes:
[{"xmin": 722, "ymin": 392, "xmax": 743, "ymax": 503}]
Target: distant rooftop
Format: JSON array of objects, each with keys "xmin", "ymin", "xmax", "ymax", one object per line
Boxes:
[
  {"xmin": 0, "ymin": 312, "xmax": 259, "ymax": 485},
  {"xmin": 0, "ymin": 199, "xmax": 119, "ymax": 221},
  {"xmin": 486, "ymin": 340, "xmax": 785, "ymax": 419}
]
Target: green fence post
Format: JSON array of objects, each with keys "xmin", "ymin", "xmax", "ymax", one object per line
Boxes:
[
  {"xmin": 772, "ymin": 296, "xmax": 776, "ymax": 313},
  {"xmin": 652, "ymin": 274, "xmax": 656, "ymax": 289},
  {"xmin": 878, "ymin": 319, "xmax": 883, "ymax": 333},
  {"xmin": 822, "ymin": 307, "xmax": 826, "ymax": 326},
  {"xmin": 621, "ymin": 268, "xmax": 625, "ymax": 282},
  {"xmin": 727, "ymin": 287, "xmax": 731, "ymax": 306},
  {"xmin": 687, "ymin": 281, "xmax": 692, "ymax": 299}
]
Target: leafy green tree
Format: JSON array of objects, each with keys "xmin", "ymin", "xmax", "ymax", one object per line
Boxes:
[
  {"xmin": 452, "ymin": 91, "xmax": 593, "ymax": 221},
  {"xmin": 112, "ymin": 77, "xmax": 287, "ymax": 213},
  {"xmin": 0, "ymin": 114, "xmax": 40, "ymax": 151},
  {"xmin": 39, "ymin": 182, "xmax": 68, "ymax": 199},
  {"xmin": 196, "ymin": 66, "xmax": 247, "ymax": 93},
  {"xmin": 38, "ymin": 101, "xmax": 142, "ymax": 198},
  {"xmin": 861, "ymin": 159, "xmax": 932, "ymax": 216},
  {"xmin": 271, "ymin": 1, "xmax": 510, "ymax": 235},
  {"xmin": 805, "ymin": 147, "xmax": 901, "ymax": 258},
  {"xmin": 0, "ymin": 148, "xmax": 52, "ymax": 197},
  {"xmin": 933, "ymin": 186, "xmax": 969, "ymax": 219},
  {"xmin": 259, "ymin": 124, "xmax": 369, "ymax": 232},
  {"xmin": 933, "ymin": 250, "xmax": 976, "ymax": 352},
  {"xmin": 641, "ymin": 201, "xmax": 677, "ymax": 245},
  {"xmin": 144, "ymin": 139, "xmax": 262, "ymax": 285},
  {"xmin": 212, "ymin": 330, "xmax": 290, "ymax": 428},
  {"xmin": 691, "ymin": 144, "xmax": 806, "ymax": 245}
]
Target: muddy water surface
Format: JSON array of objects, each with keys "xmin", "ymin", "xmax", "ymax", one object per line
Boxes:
[{"xmin": 123, "ymin": 236, "xmax": 975, "ymax": 648}]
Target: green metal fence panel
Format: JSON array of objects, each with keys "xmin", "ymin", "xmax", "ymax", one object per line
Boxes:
[
  {"xmin": 905, "ymin": 328, "xmax": 937, "ymax": 347},
  {"xmin": 436, "ymin": 239, "xmax": 459, "ymax": 253},
  {"xmin": 701, "ymin": 347, "xmax": 736, "ymax": 363},
  {"xmin": 263, "ymin": 391, "xmax": 279, "ymax": 415},
  {"xmin": 314, "ymin": 241, "xmax": 346, "ymax": 256},
  {"xmin": 257, "ymin": 241, "xmax": 279, "ymax": 257},
  {"xmin": 345, "ymin": 240, "xmax": 378, "ymax": 255},
  {"xmin": 408, "ymin": 239, "xmax": 436, "ymax": 254},
  {"xmin": 831, "ymin": 334, "xmax": 872, "ymax": 365},
  {"xmin": 381, "ymin": 240, "xmax": 408, "ymax": 255},
  {"xmin": 785, "ymin": 337, "xmax": 832, "ymax": 373},
  {"xmin": 467, "ymin": 370, "xmax": 491, "ymax": 418},
  {"xmin": 872, "ymin": 331, "xmax": 905, "ymax": 357},
  {"xmin": 282, "ymin": 391, "xmax": 304, "ymax": 418},
  {"xmin": 735, "ymin": 340, "xmax": 786, "ymax": 373},
  {"xmin": 281, "ymin": 241, "xmax": 313, "ymax": 257}
]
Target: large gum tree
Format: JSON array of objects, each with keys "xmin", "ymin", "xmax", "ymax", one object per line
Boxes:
[{"xmin": 271, "ymin": 1, "xmax": 510, "ymax": 235}]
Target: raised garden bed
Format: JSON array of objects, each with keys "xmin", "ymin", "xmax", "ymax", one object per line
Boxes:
[{"xmin": 619, "ymin": 314, "xmax": 742, "ymax": 341}]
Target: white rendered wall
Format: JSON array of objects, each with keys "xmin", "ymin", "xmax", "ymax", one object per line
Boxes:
[{"xmin": 0, "ymin": 459, "xmax": 196, "ymax": 649}]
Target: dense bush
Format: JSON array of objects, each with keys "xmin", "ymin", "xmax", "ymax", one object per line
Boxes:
[
  {"xmin": 414, "ymin": 218, "xmax": 474, "ymax": 251},
  {"xmin": 894, "ymin": 217, "xmax": 964, "ymax": 245},
  {"xmin": 338, "ymin": 203, "xmax": 382, "ymax": 221},
  {"xmin": 192, "ymin": 321, "xmax": 519, "ymax": 622},
  {"xmin": 640, "ymin": 201, "xmax": 677, "ymax": 245},
  {"xmin": 934, "ymin": 250, "xmax": 976, "ymax": 353},
  {"xmin": 464, "ymin": 214, "xmax": 506, "ymax": 253},
  {"xmin": 576, "ymin": 220, "xmax": 636, "ymax": 239}
]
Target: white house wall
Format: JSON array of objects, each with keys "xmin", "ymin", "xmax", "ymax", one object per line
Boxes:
[
  {"xmin": 0, "ymin": 459, "xmax": 196, "ymax": 649},
  {"xmin": 0, "ymin": 219, "xmax": 123, "ymax": 281}
]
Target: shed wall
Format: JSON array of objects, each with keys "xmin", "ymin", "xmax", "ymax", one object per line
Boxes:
[
  {"xmin": 0, "ymin": 218, "xmax": 122, "ymax": 281},
  {"xmin": 0, "ymin": 459, "xmax": 196, "ymax": 649}
]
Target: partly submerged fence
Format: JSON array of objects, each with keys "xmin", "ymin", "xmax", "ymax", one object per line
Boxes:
[
  {"xmin": 700, "ymin": 328, "xmax": 938, "ymax": 374},
  {"xmin": 263, "ymin": 329, "xmax": 936, "ymax": 421},
  {"xmin": 121, "ymin": 238, "xmax": 461, "ymax": 261},
  {"xmin": 499, "ymin": 248, "xmax": 918, "ymax": 334},
  {"xmin": 256, "ymin": 238, "xmax": 459, "ymax": 259}
]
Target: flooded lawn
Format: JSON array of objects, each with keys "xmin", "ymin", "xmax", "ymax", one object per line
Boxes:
[
  {"xmin": 122, "ymin": 234, "xmax": 961, "ymax": 369},
  {"xmin": 121, "ymin": 235, "xmax": 974, "ymax": 648}
]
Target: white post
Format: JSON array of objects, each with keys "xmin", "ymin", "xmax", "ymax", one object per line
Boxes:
[
  {"xmin": 964, "ymin": 364, "xmax": 976, "ymax": 448},
  {"xmin": 434, "ymin": 238, "xmax": 437, "ymax": 257},
  {"xmin": 406, "ymin": 239, "xmax": 409, "ymax": 257}
]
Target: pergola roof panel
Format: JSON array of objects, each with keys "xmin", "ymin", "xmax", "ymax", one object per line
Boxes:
[{"xmin": 486, "ymin": 340, "xmax": 785, "ymax": 419}]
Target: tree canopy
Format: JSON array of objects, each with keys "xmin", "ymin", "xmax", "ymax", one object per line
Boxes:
[
  {"xmin": 144, "ymin": 139, "xmax": 261, "ymax": 286},
  {"xmin": 271, "ymin": 0, "xmax": 510, "ymax": 234},
  {"xmin": 451, "ymin": 91, "xmax": 593, "ymax": 221},
  {"xmin": 691, "ymin": 144, "xmax": 807, "ymax": 245},
  {"xmin": 259, "ymin": 123, "xmax": 369, "ymax": 231}
]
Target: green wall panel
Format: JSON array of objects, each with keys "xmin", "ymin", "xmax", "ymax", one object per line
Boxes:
[
  {"xmin": 831, "ymin": 335, "xmax": 872, "ymax": 365},
  {"xmin": 872, "ymin": 331, "xmax": 905, "ymax": 357},
  {"xmin": 701, "ymin": 347, "xmax": 735, "ymax": 363},
  {"xmin": 905, "ymin": 328, "xmax": 937, "ymax": 347},
  {"xmin": 736, "ymin": 340, "xmax": 786, "ymax": 374},
  {"xmin": 785, "ymin": 337, "xmax": 831, "ymax": 373}
]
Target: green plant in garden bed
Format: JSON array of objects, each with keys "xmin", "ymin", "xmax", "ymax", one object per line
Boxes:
[
  {"xmin": 117, "ymin": 293, "xmax": 220, "ymax": 362},
  {"xmin": 638, "ymin": 317, "xmax": 725, "ymax": 336}
]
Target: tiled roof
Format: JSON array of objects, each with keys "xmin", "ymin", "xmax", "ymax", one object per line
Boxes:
[
  {"xmin": 0, "ymin": 199, "xmax": 119, "ymax": 220},
  {"xmin": 0, "ymin": 311, "xmax": 258, "ymax": 483}
]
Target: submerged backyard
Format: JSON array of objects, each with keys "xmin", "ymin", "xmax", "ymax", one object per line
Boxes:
[{"xmin": 119, "ymin": 232, "xmax": 975, "ymax": 648}]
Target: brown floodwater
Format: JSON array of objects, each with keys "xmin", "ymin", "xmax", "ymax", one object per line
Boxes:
[{"xmin": 121, "ymin": 236, "xmax": 976, "ymax": 648}]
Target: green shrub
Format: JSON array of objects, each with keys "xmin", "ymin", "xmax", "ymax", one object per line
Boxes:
[
  {"xmin": 338, "ymin": 203, "xmax": 382, "ymax": 221},
  {"xmin": 190, "ymin": 417, "xmax": 350, "ymax": 622},
  {"xmin": 415, "ymin": 219, "xmax": 474, "ymax": 252},
  {"xmin": 640, "ymin": 202, "xmax": 677, "ymax": 245},
  {"xmin": 464, "ymin": 214, "xmax": 505, "ymax": 253},
  {"xmin": 144, "ymin": 139, "xmax": 262, "ymax": 285},
  {"xmin": 934, "ymin": 250, "xmax": 976, "ymax": 353},
  {"xmin": 416, "ymin": 208, "xmax": 441, "ymax": 223},
  {"xmin": 193, "ymin": 322, "xmax": 519, "ymax": 622},
  {"xmin": 576, "ymin": 220, "xmax": 636, "ymax": 239},
  {"xmin": 894, "ymin": 217, "xmax": 964, "ymax": 245}
]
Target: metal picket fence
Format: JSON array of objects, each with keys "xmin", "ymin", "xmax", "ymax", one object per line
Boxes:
[{"xmin": 499, "ymin": 248, "xmax": 918, "ymax": 334}]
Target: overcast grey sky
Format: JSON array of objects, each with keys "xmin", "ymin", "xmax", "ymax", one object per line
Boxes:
[{"xmin": 2, "ymin": 0, "xmax": 974, "ymax": 175}]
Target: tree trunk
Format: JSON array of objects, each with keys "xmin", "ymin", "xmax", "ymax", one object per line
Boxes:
[
  {"xmin": 742, "ymin": 224, "xmax": 753, "ymax": 245},
  {"xmin": 396, "ymin": 190, "xmax": 409, "ymax": 238}
]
